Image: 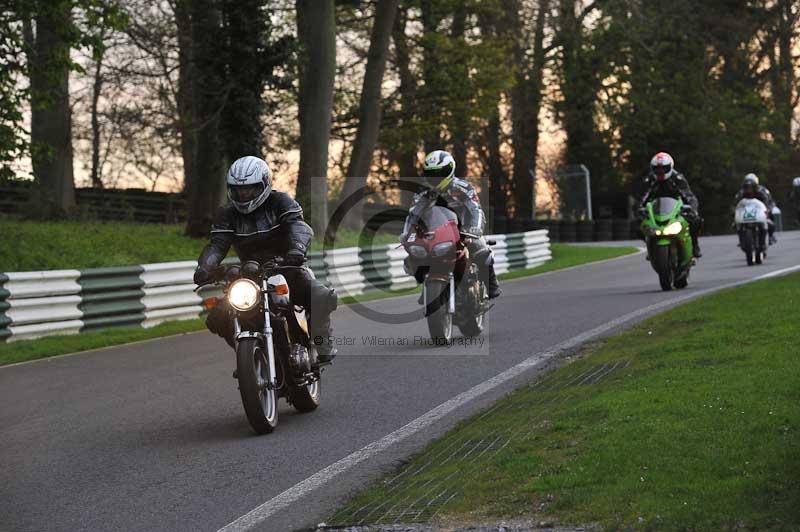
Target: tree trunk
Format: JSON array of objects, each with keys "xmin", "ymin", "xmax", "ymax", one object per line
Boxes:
[
  {"xmin": 510, "ymin": 0, "xmax": 549, "ymax": 221},
  {"xmin": 485, "ymin": 105, "xmax": 508, "ymax": 230},
  {"xmin": 174, "ymin": 0, "xmax": 197, "ymax": 198},
  {"xmin": 340, "ymin": 0, "xmax": 399, "ymax": 229},
  {"xmin": 219, "ymin": 0, "xmax": 267, "ymax": 165},
  {"xmin": 771, "ymin": 0, "xmax": 797, "ymax": 147},
  {"xmin": 296, "ymin": 0, "xmax": 336, "ymax": 236},
  {"xmin": 89, "ymin": 50, "xmax": 104, "ymax": 189},
  {"xmin": 28, "ymin": 1, "xmax": 75, "ymax": 216},
  {"xmin": 449, "ymin": 8, "xmax": 468, "ymax": 173},
  {"xmin": 420, "ymin": 0, "xmax": 443, "ymax": 154},
  {"xmin": 392, "ymin": 5, "xmax": 419, "ymax": 205},
  {"xmin": 184, "ymin": 0, "xmax": 225, "ymax": 237}
]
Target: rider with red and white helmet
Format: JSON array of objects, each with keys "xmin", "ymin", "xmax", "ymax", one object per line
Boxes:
[{"xmin": 638, "ymin": 152, "xmax": 703, "ymax": 258}]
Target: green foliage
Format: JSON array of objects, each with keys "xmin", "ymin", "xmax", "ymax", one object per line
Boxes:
[
  {"xmin": 0, "ymin": 9, "xmax": 29, "ymax": 179},
  {"xmin": 557, "ymin": 0, "xmax": 797, "ymax": 223},
  {"xmin": 333, "ymin": 272, "xmax": 800, "ymax": 529},
  {"xmin": 0, "ymin": 0, "xmax": 127, "ymax": 181},
  {"xmin": 377, "ymin": 0, "xmax": 514, "ymax": 168}
]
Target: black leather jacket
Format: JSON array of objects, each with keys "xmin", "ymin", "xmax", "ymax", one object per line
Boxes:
[
  {"xmin": 639, "ymin": 171, "xmax": 699, "ymax": 213},
  {"xmin": 198, "ymin": 191, "xmax": 314, "ymax": 268}
]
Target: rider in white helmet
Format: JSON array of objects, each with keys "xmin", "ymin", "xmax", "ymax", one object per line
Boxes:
[
  {"xmin": 406, "ymin": 149, "xmax": 501, "ymax": 298},
  {"xmin": 193, "ymin": 156, "xmax": 339, "ymax": 362},
  {"xmin": 790, "ymin": 177, "xmax": 800, "ymax": 224},
  {"xmin": 735, "ymin": 173, "xmax": 776, "ymax": 244},
  {"xmin": 638, "ymin": 152, "xmax": 703, "ymax": 258}
]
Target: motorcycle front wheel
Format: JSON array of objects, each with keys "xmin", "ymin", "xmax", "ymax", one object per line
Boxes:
[
  {"xmin": 653, "ymin": 245, "xmax": 674, "ymax": 291},
  {"xmin": 237, "ymin": 338, "xmax": 278, "ymax": 434},
  {"xmin": 458, "ymin": 281, "xmax": 486, "ymax": 337},
  {"xmin": 743, "ymin": 229, "xmax": 755, "ymax": 266},
  {"xmin": 425, "ymin": 280, "xmax": 453, "ymax": 343}
]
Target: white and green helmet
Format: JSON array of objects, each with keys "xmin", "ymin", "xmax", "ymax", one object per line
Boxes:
[{"xmin": 422, "ymin": 150, "xmax": 456, "ymax": 191}]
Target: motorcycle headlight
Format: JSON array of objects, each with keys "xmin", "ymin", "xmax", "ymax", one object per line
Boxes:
[
  {"xmin": 432, "ymin": 241, "xmax": 454, "ymax": 256},
  {"xmin": 408, "ymin": 245, "xmax": 427, "ymax": 258},
  {"xmin": 228, "ymin": 278, "xmax": 260, "ymax": 312},
  {"xmin": 660, "ymin": 221, "xmax": 683, "ymax": 236}
]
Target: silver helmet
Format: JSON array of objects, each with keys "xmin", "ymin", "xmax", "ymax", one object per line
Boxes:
[{"xmin": 226, "ymin": 156, "xmax": 272, "ymax": 214}]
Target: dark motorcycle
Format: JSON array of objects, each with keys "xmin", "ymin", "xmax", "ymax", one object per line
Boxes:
[
  {"xmin": 200, "ymin": 259, "xmax": 322, "ymax": 434},
  {"xmin": 401, "ymin": 191, "xmax": 493, "ymax": 342}
]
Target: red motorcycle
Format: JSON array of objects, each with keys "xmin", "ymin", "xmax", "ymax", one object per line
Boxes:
[{"xmin": 401, "ymin": 191, "xmax": 493, "ymax": 342}]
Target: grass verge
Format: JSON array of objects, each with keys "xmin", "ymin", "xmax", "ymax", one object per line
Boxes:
[
  {"xmin": 329, "ymin": 273, "xmax": 800, "ymax": 530},
  {"xmin": 499, "ymin": 243, "xmax": 640, "ymax": 281},
  {"xmin": 0, "ymin": 219, "xmax": 396, "ymax": 271},
  {"xmin": 0, "ymin": 318, "xmax": 205, "ymax": 366},
  {"xmin": 0, "ymin": 244, "xmax": 638, "ymax": 366}
]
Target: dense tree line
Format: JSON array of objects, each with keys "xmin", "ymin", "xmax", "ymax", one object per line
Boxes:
[{"xmin": 0, "ymin": 0, "xmax": 798, "ymax": 235}]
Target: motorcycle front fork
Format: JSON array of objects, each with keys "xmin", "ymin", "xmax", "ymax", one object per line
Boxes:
[
  {"xmin": 232, "ymin": 280, "xmax": 277, "ymax": 390},
  {"xmin": 422, "ymin": 274, "xmax": 455, "ymax": 314}
]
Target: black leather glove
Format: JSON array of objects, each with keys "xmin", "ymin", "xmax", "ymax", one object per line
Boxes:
[
  {"xmin": 194, "ymin": 265, "xmax": 218, "ymax": 285},
  {"xmin": 284, "ymin": 249, "xmax": 306, "ymax": 266}
]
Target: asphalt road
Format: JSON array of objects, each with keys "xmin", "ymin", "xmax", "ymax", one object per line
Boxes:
[{"xmin": 2, "ymin": 233, "xmax": 799, "ymax": 532}]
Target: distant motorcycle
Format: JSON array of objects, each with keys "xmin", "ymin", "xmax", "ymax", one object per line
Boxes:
[
  {"xmin": 734, "ymin": 198, "xmax": 769, "ymax": 266},
  {"xmin": 199, "ymin": 259, "xmax": 322, "ymax": 434},
  {"xmin": 401, "ymin": 191, "xmax": 493, "ymax": 342},
  {"xmin": 639, "ymin": 197, "xmax": 695, "ymax": 291}
]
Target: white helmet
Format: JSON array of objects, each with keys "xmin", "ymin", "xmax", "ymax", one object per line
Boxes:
[
  {"xmin": 793, "ymin": 177, "xmax": 800, "ymax": 187},
  {"xmin": 226, "ymin": 156, "xmax": 272, "ymax": 214},
  {"xmin": 743, "ymin": 173, "xmax": 759, "ymax": 186},
  {"xmin": 422, "ymin": 150, "xmax": 456, "ymax": 191},
  {"xmin": 649, "ymin": 152, "xmax": 675, "ymax": 182}
]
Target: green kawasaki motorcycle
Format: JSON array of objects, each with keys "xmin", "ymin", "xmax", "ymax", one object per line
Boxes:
[{"xmin": 639, "ymin": 197, "xmax": 695, "ymax": 291}]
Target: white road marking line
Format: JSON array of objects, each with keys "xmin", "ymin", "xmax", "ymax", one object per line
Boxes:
[{"xmin": 217, "ymin": 264, "xmax": 800, "ymax": 532}]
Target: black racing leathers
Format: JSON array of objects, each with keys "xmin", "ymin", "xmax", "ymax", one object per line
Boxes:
[
  {"xmin": 197, "ymin": 192, "xmax": 337, "ymax": 349},
  {"xmin": 638, "ymin": 171, "xmax": 702, "ymax": 256}
]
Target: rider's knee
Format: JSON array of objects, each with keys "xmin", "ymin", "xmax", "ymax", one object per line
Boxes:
[{"xmin": 311, "ymin": 283, "xmax": 338, "ymax": 314}]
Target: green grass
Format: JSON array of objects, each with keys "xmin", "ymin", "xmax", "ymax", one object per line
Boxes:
[
  {"xmin": 499, "ymin": 243, "xmax": 639, "ymax": 281},
  {"xmin": 0, "ymin": 219, "xmax": 397, "ymax": 271},
  {"xmin": 0, "ymin": 244, "xmax": 638, "ymax": 366},
  {"xmin": 331, "ymin": 273, "xmax": 800, "ymax": 530},
  {"xmin": 0, "ymin": 318, "xmax": 205, "ymax": 366}
]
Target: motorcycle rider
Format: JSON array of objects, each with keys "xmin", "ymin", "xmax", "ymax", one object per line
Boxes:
[
  {"xmin": 193, "ymin": 156, "xmax": 338, "ymax": 363},
  {"xmin": 734, "ymin": 173, "xmax": 776, "ymax": 245},
  {"xmin": 404, "ymin": 150, "xmax": 501, "ymax": 299},
  {"xmin": 637, "ymin": 152, "xmax": 703, "ymax": 258},
  {"xmin": 791, "ymin": 177, "xmax": 800, "ymax": 224}
]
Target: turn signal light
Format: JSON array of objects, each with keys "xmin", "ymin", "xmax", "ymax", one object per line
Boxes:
[
  {"xmin": 203, "ymin": 297, "xmax": 219, "ymax": 310},
  {"xmin": 274, "ymin": 284, "xmax": 289, "ymax": 296}
]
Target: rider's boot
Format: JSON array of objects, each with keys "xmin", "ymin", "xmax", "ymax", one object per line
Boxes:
[
  {"xmin": 485, "ymin": 266, "xmax": 502, "ymax": 299},
  {"xmin": 692, "ymin": 235, "xmax": 702, "ymax": 258}
]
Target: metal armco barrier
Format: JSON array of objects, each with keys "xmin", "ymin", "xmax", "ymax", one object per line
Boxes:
[{"xmin": 0, "ymin": 230, "xmax": 550, "ymax": 342}]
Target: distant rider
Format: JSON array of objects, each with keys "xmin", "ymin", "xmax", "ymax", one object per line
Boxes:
[
  {"xmin": 193, "ymin": 156, "xmax": 338, "ymax": 362},
  {"xmin": 734, "ymin": 173, "xmax": 776, "ymax": 245},
  {"xmin": 404, "ymin": 150, "xmax": 501, "ymax": 299},
  {"xmin": 790, "ymin": 177, "xmax": 800, "ymax": 224},
  {"xmin": 637, "ymin": 152, "xmax": 703, "ymax": 258}
]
